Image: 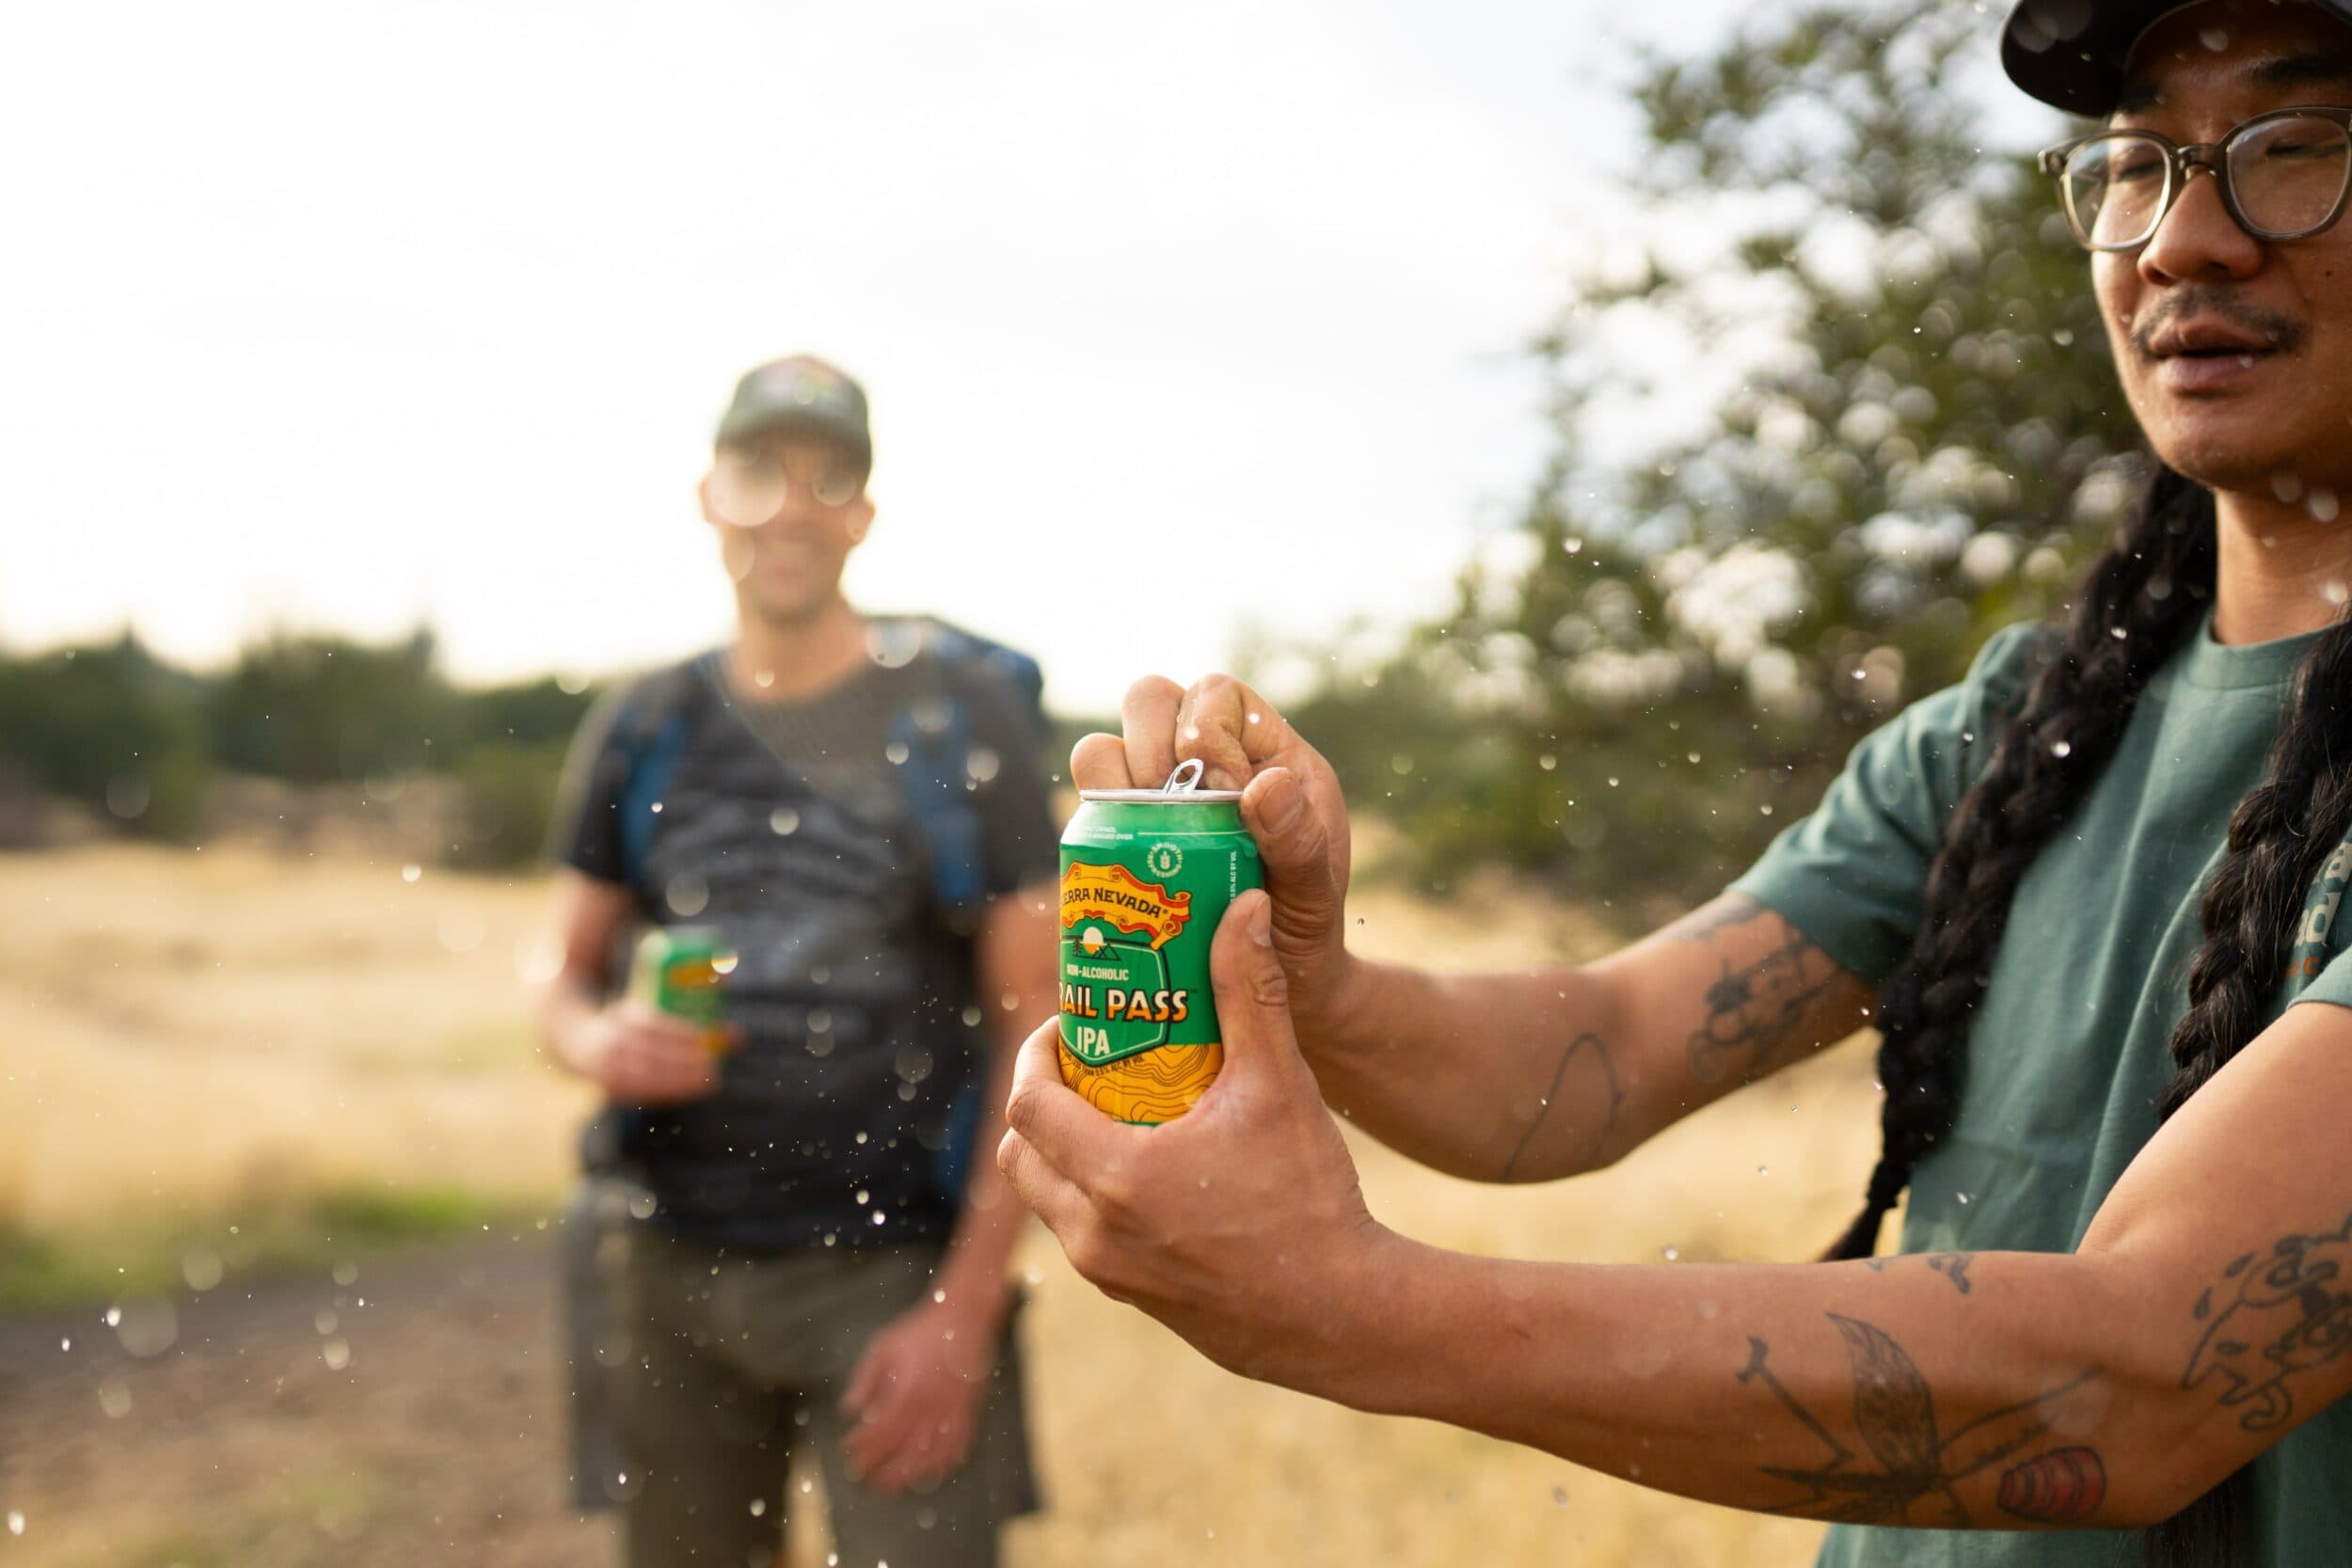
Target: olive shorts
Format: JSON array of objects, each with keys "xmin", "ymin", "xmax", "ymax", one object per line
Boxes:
[{"xmin": 614, "ymin": 1229, "xmax": 1038, "ymax": 1568}]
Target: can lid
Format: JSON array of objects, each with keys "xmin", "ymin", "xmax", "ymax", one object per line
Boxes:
[{"xmin": 1078, "ymin": 757, "xmax": 1245, "ymax": 805}]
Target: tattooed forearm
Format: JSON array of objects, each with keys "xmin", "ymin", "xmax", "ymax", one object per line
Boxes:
[
  {"xmin": 1739, "ymin": 1315, "xmax": 2105, "ymax": 1528},
  {"xmin": 2182, "ymin": 1208, "xmax": 2352, "ymax": 1433},
  {"xmin": 1861, "ymin": 1253, "xmax": 1977, "ymax": 1296},
  {"xmin": 1686, "ymin": 919, "xmax": 1842, "ymax": 1085},
  {"xmin": 1499, "ymin": 1031, "xmax": 1624, "ymax": 1181}
]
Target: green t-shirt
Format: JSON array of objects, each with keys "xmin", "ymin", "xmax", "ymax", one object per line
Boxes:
[{"xmin": 1730, "ymin": 612, "xmax": 2352, "ymax": 1567}]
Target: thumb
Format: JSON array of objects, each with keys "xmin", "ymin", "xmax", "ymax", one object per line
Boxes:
[
  {"xmin": 1207, "ymin": 890, "xmax": 1303, "ymax": 1083},
  {"xmin": 1239, "ymin": 768, "xmax": 1342, "ymax": 951}
]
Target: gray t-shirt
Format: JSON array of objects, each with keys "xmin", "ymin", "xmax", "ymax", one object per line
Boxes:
[{"xmin": 1733, "ymin": 612, "xmax": 2352, "ymax": 1566}]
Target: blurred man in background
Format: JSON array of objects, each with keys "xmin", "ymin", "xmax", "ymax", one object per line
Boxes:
[{"xmin": 535, "ymin": 355, "xmax": 1058, "ymax": 1568}]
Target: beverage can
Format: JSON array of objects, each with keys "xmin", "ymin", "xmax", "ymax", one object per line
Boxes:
[
  {"xmin": 631, "ymin": 927, "xmax": 736, "ymax": 1053},
  {"xmin": 1057, "ymin": 760, "xmax": 1262, "ymax": 1123}
]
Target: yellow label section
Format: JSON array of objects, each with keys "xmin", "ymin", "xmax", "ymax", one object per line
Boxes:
[
  {"xmin": 1057, "ymin": 1040, "xmax": 1223, "ymax": 1124},
  {"xmin": 1059, "ymin": 863, "xmax": 1192, "ymax": 951}
]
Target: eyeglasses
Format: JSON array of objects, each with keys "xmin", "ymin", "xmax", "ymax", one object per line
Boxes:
[
  {"xmin": 2039, "ymin": 106, "xmax": 2352, "ymax": 251},
  {"xmin": 707, "ymin": 450, "xmax": 866, "ymax": 528}
]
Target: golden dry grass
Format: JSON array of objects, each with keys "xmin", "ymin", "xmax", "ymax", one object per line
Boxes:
[{"xmin": 0, "ymin": 845, "xmax": 1878, "ymax": 1566}]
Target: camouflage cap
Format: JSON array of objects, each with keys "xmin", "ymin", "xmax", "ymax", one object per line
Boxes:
[
  {"xmin": 2002, "ymin": 0, "xmax": 2352, "ymax": 116},
  {"xmin": 714, "ymin": 355, "xmax": 872, "ymax": 467}
]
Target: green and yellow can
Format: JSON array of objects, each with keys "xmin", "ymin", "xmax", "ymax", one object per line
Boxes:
[
  {"xmin": 1057, "ymin": 760, "xmax": 1263, "ymax": 1123},
  {"xmin": 631, "ymin": 926, "xmax": 736, "ymax": 1053}
]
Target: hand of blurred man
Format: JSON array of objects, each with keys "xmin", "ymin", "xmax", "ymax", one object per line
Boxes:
[
  {"xmin": 564, "ymin": 1001, "xmax": 726, "ymax": 1105},
  {"xmin": 838, "ymin": 1294, "xmax": 999, "ymax": 1495}
]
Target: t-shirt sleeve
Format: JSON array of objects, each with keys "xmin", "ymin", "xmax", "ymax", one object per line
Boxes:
[
  {"xmin": 950, "ymin": 659, "xmax": 1062, "ymax": 899},
  {"xmin": 545, "ymin": 682, "xmax": 641, "ymax": 888},
  {"xmin": 1727, "ymin": 622, "xmax": 2051, "ymax": 986}
]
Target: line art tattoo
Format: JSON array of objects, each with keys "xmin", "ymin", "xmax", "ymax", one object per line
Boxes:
[
  {"xmin": 1686, "ymin": 920, "xmax": 1840, "ymax": 1085},
  {"xmin": 2183, "ymin": 1209, "xmax": 2352, "ymax": 1433},
  {"xmin": 1861, "ymin": 1253, "xmax": 1976, "ymax": 1296},
  {"xmin": 1739, "ymin": 1313, "xmax": 2104, "ymax": 1527},
  {"xmin": 1500, "ymin": 1031, "xmax": 1623, "ymax": 1180}
]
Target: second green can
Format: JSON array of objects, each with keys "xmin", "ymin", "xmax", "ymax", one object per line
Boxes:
[{"xmin": 1057, "ymin": 761, "xmax": 1263, "ymax": 1124}]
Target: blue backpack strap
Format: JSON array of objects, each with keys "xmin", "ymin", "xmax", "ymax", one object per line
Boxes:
[
  {"xmin": 609, "ymin": 661, "xmax": 706, "ymax": 895},
  {"xmin": 881, "ymin": 618, "xmax": 1050, "ymax": 1200}
]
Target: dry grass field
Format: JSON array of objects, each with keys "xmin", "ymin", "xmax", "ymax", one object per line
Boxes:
[{"xmin": 0, "ymin": 844, "xmax": 1882, "ymax": 1567}]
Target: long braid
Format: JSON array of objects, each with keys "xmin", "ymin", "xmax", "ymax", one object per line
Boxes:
[
  {"xmin": 2143, "ymin": 601, "xmax": 2352, "ymax": 1565},
  {"xmin": 1823, "ymin": 464, "xmax": 2217, "ymax": 1261}
]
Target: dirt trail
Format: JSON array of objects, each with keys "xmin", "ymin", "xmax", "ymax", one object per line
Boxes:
[{"xmin": 0, "ymin": 1235, "xmax": 616, "ymax": 1568}]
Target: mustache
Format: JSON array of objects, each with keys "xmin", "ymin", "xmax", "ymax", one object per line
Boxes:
[{"xmin": 2131, "ymin": 289, "xmax": 2307, "ymax": 357}]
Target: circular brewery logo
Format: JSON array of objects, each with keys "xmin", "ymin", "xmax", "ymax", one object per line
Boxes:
[{"xmin": 1146, "ymin": 842, "xmax": 1184, "ymax": 879}]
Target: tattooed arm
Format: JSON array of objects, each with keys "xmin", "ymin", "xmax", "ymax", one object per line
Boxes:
[
  {"xmin": 1303, "ymin": 893, "xmax": 1876, "ymax": 1183},
  {"xmin": 1003, "ymin": 916, "xmax": 2352, "ymax": 1532}
]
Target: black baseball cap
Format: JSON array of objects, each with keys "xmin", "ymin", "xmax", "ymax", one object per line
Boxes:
[
  {"xmin": 714, "ymin": 355, "xmax": 873, "ymax": 467},
  {"xmin": 2002, "ymin": 0, "xmax": 2352, "ymax": 115}
]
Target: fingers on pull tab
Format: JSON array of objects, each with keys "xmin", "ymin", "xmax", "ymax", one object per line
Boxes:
[{"xmin": 1163, "ymin": 759, "xmax": 1206, "ymax": 794}]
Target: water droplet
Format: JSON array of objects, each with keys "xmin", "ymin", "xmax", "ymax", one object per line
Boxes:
[
  {"xmin": 964, "ymin": 746, "xmax": 1001, "ymax": 784},
  {"xmin": 59, "ymin": 1337, "xmax": 70, "ymax": 1353},
  {"xmin": 2108, "ymin": 626, "xmax": 2127, "ymax": 640},
  {"xmin": 7, "ymin": 1511, "xmax": 22, "ymax": 1536},
  {"xmin": 1551, "ymin": 1485, "xmax": 1570, "ymax": 1507},
  {"xmin": 2312, "ymin": 488, "xmax": 2342, "ymax": 523},
  {"xmin": 1538, "ymin": 752, "xmax": 1557, "ymax": 770},
  {"xmin": 871, "ymin": 1211, "xmax": 886, "ymax": 1226},
  {"xmin": 750, "ymin": 1499, "xmax": 768, "ymax": 1517},
  {"xmin": 2199, "ymin": 24, "xmax": 2230, "ymax": 50},
  {"xmin": 2050, "ymin": 740, "xmax": 2073, "ymax": 759},
  {"xmin": 884, "ymin": 740, "xmax": 911, "ymax": 766},
  {"xmin": 628, "ymin": 1191, "xmax": 658, "ymax": 1220},
  {"xmin": 754, "ymin": 668, "xmax": 776, "ymax": 689},
  {"xmin": 1661, "ymin": 1245, "xmax": 1680, "ymax": 1261},
  {"xmin": 649, "ymin": 800, "xmax": 664, "ymax": 814},
  {"xmin": 666, "ymin": 874, "xmax": 710, "ymax": 918},
  {"xmin": 961, "ymin": 1006, "xmax": 984, "ymax": 1026},
  {"xmin": 1756, "ymin": 1165, "xmax": 1770, "ymax": 1178},
  {"xmin": 323, "ymin": 1338, "xmax": 352, "ymax": 1370},
  {"xmin": 1564, "ymin": 538, "xmax": 1585, "ymax": 554},
  {"xmin": 103, "ymin": 1307, "xmax": 121, "ymax": 1328},
  {"xmin": 333, "ymin": 1259, "xmax": 359, "ymax": 1287},
  {"xmin": 856, "ymin": 1190, "xmax": 871, "ymax": 1206},
  {"xmin": 932, "ymin": 1289, "xmax": 946, "ymax": 1304},
  {"xmin": 98, "ymin": 1379, "xmax": 132, "ymax": 1418},
  {"xmin": 1956, "ymin": 1191, "xmax": 1973, "ymax": 1205},
  {"xmin": 771, "ymin": 806, "xmax": 801, "ymax": 835},
  {"xmin": 316, "ymin": 1308, "xmax": 340, "ymax": 1337},
  {"xmin": 182, "ymin": 1248, "xmax": 223, "ymax": 1291},
  {"xmin": 401, "ymin": 863, "xmax": 421, "ymax": 883}
]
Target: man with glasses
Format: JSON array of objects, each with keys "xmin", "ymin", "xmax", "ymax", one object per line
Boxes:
[
  {"xmin": 992, "ymin": 2, "xmax": 2352, "ymax": 1565},
  {"xmin": 536, "ymin": 356, "xmax": 1057, "ymax": 1568}
]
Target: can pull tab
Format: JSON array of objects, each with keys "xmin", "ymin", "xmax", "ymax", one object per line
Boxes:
[{"xmin": 1162, "ymin": 758, "xmax": 1207, "ymax": 794}]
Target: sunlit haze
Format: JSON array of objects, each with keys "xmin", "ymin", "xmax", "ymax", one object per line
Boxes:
[{"xmin": 7, "ymin": 0, "xmax": 1759, "ymax": 714}]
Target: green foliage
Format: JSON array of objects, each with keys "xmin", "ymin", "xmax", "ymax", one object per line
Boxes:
[
  {"xmin": 0, "ymin": 632, "xmax": 210, "ymax": 837},
  {"xmin": 0, "ymin": 626, "xmax": 594, "ymax": 866},
  {"xmin": 1292, "ymin": 0, "xmax": 2143, "ymax": 902}
]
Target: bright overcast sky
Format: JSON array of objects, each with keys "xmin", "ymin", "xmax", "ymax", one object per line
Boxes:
[{"xmin": 6, "ymin": 0, "xmax": 1764, "ymax": 715}]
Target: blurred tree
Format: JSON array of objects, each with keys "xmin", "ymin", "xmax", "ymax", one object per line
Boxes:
[
  {"xmin": 207, "ymin": 627, "xmax": 457, "ymax": 784},
  {"xmin": 1290, "ymin": 0, "xmax": 2139, "ymax": 905},
  {"xmin": 0, "ymin": 632, "xmax": 211, "ymax": 838}
]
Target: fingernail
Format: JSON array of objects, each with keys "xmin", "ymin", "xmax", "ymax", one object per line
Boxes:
[
  {"xmin": 1248, "ymin": 893, "xmax": 1273, "ymax": 947},
  {"xmin": 1261, "ymin": 770, "xmax": 1304, "ymax": 833}
]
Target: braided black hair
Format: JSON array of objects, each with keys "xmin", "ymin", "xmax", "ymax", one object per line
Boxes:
[{"xmin": 1818, "ymin": 460, "xmax": 2352, "ymax": 1562}]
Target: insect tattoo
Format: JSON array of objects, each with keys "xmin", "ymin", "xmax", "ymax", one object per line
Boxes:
[{"xmin": 1739, "ymin": 1313, "xmax": 2104, "ymax": 1528}]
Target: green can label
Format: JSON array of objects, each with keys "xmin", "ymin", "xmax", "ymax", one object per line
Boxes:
[
  {"xmin": 1057, "ymin": 789, "xmax": 1261, "ymax": 1123},
  {"xmin": 632, "ymin": 927, "xmax": 734, "ymax": 1050}
]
